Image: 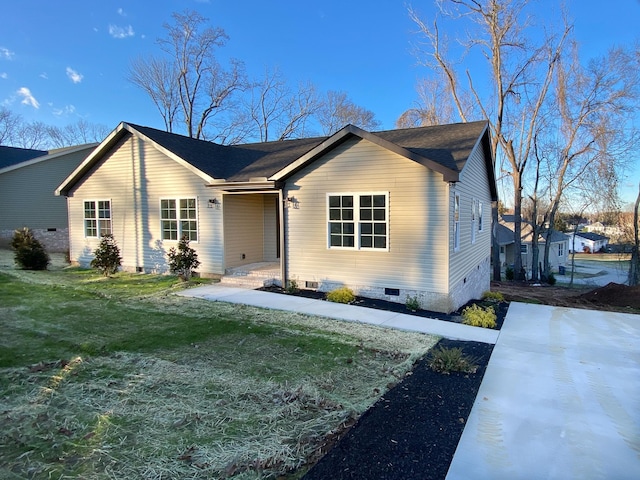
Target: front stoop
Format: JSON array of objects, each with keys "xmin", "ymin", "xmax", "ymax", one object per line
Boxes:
[{"xmin": 219, "ymin": 262, "xmax": 281, "ymax": 289}]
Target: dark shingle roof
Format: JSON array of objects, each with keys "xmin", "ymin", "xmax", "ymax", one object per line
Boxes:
[
  {"xmin": 128, "ymin": 120, "xmax": 489, "ymax": 182},
  {"xmin": 576, "ymin": 231, "xmax": 609, "ymax": 241},
  {"xmin": 0, "ymin": 145, "xmax": 48, "ymax": 170}
]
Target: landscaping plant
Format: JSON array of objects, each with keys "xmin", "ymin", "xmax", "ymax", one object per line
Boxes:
[
  {"xmin": 326, "ymin": 286, "xmax": 355, "ymax": 304},
  {"xmin": 10, "ymin": 227, "xmax": 50, "ymax": 270},
  {"xmin": 167, "ymin": 235, "xmax": 200, "ymax": 281},
  {"xmin": 462, "ymin": 304, "xmax": 497, "ymax": 329},
  {"xmin": 428, "ymin": 345, "xmax": 478, "ymax": 375},
  {"xmin": 91, "ymin": 234, "xmax": 122, "ymax": 276}
]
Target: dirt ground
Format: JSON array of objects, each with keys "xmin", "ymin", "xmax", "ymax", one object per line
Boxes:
[{"xmin": 492, "ymin": 281, "xmax": 640, "ymax": 314}]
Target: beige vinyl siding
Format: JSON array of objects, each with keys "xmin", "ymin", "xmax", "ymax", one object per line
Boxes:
[
  {"xmin": 285, "ymin": 137, "xmax": 450, "ymax": 293},
  {"xmin": 67, "ymin": 134, "xmax": 224, "ymax": 274},
  {"xmin": 263, "ymin": 195, "xmax": 279, "ymax": 261},
  {"xmin": 448, "ymin": 144, "xmax": 493, "ymax": 290},
  {"xmin": 223, "ymin": 194, "xmax": 265, "ymax": 268},
  {"xmin": 0, "ymin": 149, "xmax": 88, "ymax": 231}
]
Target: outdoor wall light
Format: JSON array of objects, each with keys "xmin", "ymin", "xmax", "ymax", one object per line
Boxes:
[
  {"xmin": 286, "ymin": 196, "xmax": 299, "ymax": 209},
  {"xmin": 208, "ymin": 198, "xmax": 221, "ymax": 209}
]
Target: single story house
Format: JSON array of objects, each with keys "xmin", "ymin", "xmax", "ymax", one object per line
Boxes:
[
  {"xmin": 497, "ymin": 217, "xmax": 570, "ymax": 276},
  {"xmin": 567, "ymin": 231, "xmax": 609, "ymax": 253},
  {"xmin": 0, "ymin": 144, "xmax": 97, "ymax": 251},
  {"xmin": 56, "ymin": 120, "xmax": 497, "ymax": 313}
]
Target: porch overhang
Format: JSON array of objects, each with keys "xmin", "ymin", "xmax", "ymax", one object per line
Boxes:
[{"xmin": 206, "ymin": 180, "xmax": 282, "ymax": 192}]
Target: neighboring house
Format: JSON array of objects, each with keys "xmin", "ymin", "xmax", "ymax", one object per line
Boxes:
[
  {"xmin": 584, "ymin": 221, "xmax": 624, "ymax": 243},
  {"xmin": 567, "ymin": 231, "xmax": 610, "ymax": 253},
  {"xmin": 56, "ymin": 121, "xmax": 497, "ymax": 313},
  {"xmin": 498, "ymin": 217, "xmax": 569, "ymax": 275},
  {"xmin": 0, "ymin": 144, "xmax": 97, "ymax": 251}
]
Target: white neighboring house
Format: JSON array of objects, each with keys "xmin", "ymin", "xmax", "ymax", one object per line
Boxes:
[{"xmin": 567, "ymin": 231, "xmax": 610, "ymax": 253}]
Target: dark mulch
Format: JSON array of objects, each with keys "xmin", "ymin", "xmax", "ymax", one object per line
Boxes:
[
  {"xmin": 258, "ymin": 287, "xmax": 507, "ymax": 479},
  {"xmin": 301, "ymin": 338, "xmax": 494, "ymax": 480},
  {"xmin": 259, "ymin": 285, "xmax": 509, "ymax": 330}
]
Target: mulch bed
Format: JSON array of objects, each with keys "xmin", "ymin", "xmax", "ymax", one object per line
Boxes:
[
  {"xmin": 301, "ymin": 339, "xmax": 494, "ymax": 480},
  {"xmin": 256, "ymin": 286, "xmax": 507, "ymax": 479}
]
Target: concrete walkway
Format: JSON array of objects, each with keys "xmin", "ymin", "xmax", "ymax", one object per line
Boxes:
[
  {"xmin": 447, "ymin": 302, "xmax": 640, "ymax": 480},
  {"xmin": 177, "ymin": 285, "xmax": 499, "ymax": 344}
]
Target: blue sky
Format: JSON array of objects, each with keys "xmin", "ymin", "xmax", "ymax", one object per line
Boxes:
[{"xmin": 1, "ymin": 0, "xmax": 638, "ymax": 204}]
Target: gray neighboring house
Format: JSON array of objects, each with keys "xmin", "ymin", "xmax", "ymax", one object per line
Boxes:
[
  {"xmin": 0, "ymin": 144, "xmax": 98, "ymax": 252},
  {"xmin": 57, "ymin": 121, "xmax": 497, "ymax": 313},
  {"xmin": 497, "ymin": 216, "xmax": 570, "ymax": 275}
]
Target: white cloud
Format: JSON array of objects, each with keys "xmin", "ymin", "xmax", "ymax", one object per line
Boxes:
[
  {"xmin": 109, "ymin": 24, "xmax": 134, "ymax": 39},
  {"xmin": 117, "ymin": 8, "xmax": 126, "ymax": 16},
  {"xmin": 40, "ymin": 72, "xmax": 48, "ymax": 80},
  {"xmin": 52, "ymin": 104, "xmax": 76, "ymax": 117},
  {"xmin": 17, "ymin": 87, "xmax": 39, "ymax": 109},
  {"xmin": 0, "ymin": 73, "xmax": 7, "ymax": 79},
  {"xmin": 0, "ymin": 47, "xmax": 14, "ymax": 60},
  {"xmin": 66, "ymin": 67, "xmax": 83, "ymax": 84}
]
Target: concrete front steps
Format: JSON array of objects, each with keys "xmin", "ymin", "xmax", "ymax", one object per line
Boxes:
[{"xmin": 219, "ymin": 262, "xmax": 281, "ymax": 289}]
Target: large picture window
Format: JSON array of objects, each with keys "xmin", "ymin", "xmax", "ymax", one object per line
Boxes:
[
  {"xmin": 328, "ymin": 193, "xmax": 388, "ymax": 250},
  {"xmin": 161, "ymin": 198, "xmax": 198, "ymax": 241},
  {"xmin": 84, "ymin": 200, "xmax": 111, "ymax": 237}
]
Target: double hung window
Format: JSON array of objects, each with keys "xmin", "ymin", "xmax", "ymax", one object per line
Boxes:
[
  {"xmin": 161, "ymin": 198, "xmax": 198, "ymax": 241},
  {"xmin": 84, "ymin": 200, "xmax": 111, "ymax": 237},
  {"xmin": 328, "ymin": 193, "xmax": 388, "ymax": 250}
]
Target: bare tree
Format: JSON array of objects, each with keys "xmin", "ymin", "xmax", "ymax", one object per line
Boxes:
[
  {"xmin": 410, "ymin": 0, "xmax": 571, "ymax": 281},
  {"xmin": 317, "ymin": 91, "xmax": 380, "ymax": 135},
  {"xmin": 536, "ymin": 44, "xmax": 640, "ymax": 279},
  {"xmin": 247, "ymin": 67, "xmax": 320, "ymax": 142},
  {"xmin": 0, "ymin": 107, "xmax": 23, "ymax": 145},
  {"xmin": 47, "ymin": 120, "xmax": 110, "ymax": 148},
  {"xmin": 396, "ymin": 77, "xmax": 457, "ymax": 128},
  {"xmin": 128, "ymin": 10, "xmax": 247, "ymax": 141},
  {"xmin": 13, "ymin": 121, "xmax": 50, "ymax": 149}
]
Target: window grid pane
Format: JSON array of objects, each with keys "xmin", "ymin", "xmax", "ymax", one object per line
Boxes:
[
  {"xmin": 328, "ymin": 195, "xmax": 355, "ymax": 248},
  {"xmin": 329, "ymin": 194, "xmax": 387, "ymax": 250},
  {"xmin": 359, "ymin": 194, "xmax": 386, "ymax": 249},
  {"xmin": 84, "ymin": 200, "xmax": 111, "ymax": 237},
  {"xmin": 161, "ymin": 198, "xmax": 197, "ymax": 241}
]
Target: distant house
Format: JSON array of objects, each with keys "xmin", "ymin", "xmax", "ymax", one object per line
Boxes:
[
  {"xmin": 498, "ymin": 217, "xmax": 569, "ymax": 275},
  {"xmin": 56, "ymin": 121, "xmax": 497, "ymax": 313},
  {"xmin": 0, "ymin": 144, "xmax": 97, "ymax": 251},
  {"xmin": 567, "ymin": 231, "xmax": 610, "ymax": 253}
]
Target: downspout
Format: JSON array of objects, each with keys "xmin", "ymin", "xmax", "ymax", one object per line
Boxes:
[{"xmin": 278, "ymin": 189, "xmax": 287, "ymax": 288}]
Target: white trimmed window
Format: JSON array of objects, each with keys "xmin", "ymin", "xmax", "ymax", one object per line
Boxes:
[
  {"xmin": 471, "ymin": 199, "xmax": 477, "ymax": 244},
  {"xmin": 84, "ymin": 200, "xmax": 111, "ymax": 237},
  {"xmin": 453, "ymin": 193, "xmax": 460, "ymax": 251},
  {"xmin": 558, "ymin": 242, "xmax": 565, "ymax": 257},
  {"xmin": 161, "ymin": 198, "xmax": 198, "ymax": 241},
  {"xmin": 521, "ymin": 244, "xmax": 528, "ymax": 254},
  {"xmin": 328, "ymin": 193, "xmax": 388, "ymax": 250},
  {"xmin": 478, "ymin": 201, "xmax": 483, "ymax": 232}
]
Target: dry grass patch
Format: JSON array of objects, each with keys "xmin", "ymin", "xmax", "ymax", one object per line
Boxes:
[{"xmin": 0, "ymin": 254, "xmax": 437, "ymax": 479}]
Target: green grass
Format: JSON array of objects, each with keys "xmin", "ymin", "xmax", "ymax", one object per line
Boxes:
[{"xmin": 0, "ymin": 262, "xmax": 437, "ymax": 479}]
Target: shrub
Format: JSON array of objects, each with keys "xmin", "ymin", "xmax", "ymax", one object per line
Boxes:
[
  {"xmin": 10, "ymin": 227, "xmax": 50, "ymax": 270},
  {"xmin": 505, "ymin": 266, "xmax": 514, "ymax": 280},
  {"xmin": 547, "ymin": 272, "xmax": 556, "ymax": 286},
  {"xmin": 405, "ymin": 294, "xmax": 421, "ymax": 312},
  {"xmin": 462, "ymin": 304, "xmax": 497, "ymax": 329},
  {"xmin": 482, "ymin": 291, "xmax": 505, "ymax": 302},
  {"xmin": 168, "ymin": 235, "xmax": 200, "ymax": 281},
  {"xmin": 91, "ymin": 234, "xmax": 122, "ymax": 276},
  {"xmin": 285, "ymin": 278, "xmax": 299, "ymax": 294},
  {"xmin": 428, "ymin": 346, "xmax": 478, "ymax": 375},
  {"xmin": 326, "ymin": 286, "xmax": 355, "ymax": 304}
]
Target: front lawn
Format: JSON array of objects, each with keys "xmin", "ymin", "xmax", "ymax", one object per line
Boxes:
[{"xmin": 0, "ymin": 260, "xmax": 437, "ymax": 479}]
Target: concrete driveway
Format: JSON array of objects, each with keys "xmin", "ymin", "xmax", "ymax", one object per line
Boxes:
[{"xmin": 446, "ymin": 302, "xmax": 640, "ymax": 479}]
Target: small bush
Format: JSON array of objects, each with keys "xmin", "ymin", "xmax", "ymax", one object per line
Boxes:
[
  {"xmin": 285, "ymin": 278, "xmax": 299, "ymax": 294},
  {"xmin": 405, "ymin": 294, "xmax": 421, "ymax": 312},
  {"xmin": 547, "ymin": 272, "xmax": 556, "ymax": 286},
  {"xmin": 482, "ymin": 291, "xmax": 505, "ymax": 302},
  {"xmin": 462, "ymin": 304, "xmax": 497, "ymax": 329},
  {"xmin": 326, "ymin": 286, "xmax": 355, "ymax": 304},
  {"xmin": 91, "ymin": 234, "xmax": 122, "ymax": 276},
  {"xmin": 168, "ymin": 235, "xmax": 200, "ymax": 281},
  {"xmin": 505, "ymin": 266, "xmax": 514, "ymax": 280},
  {"xmin": 11, "ymin": 227, "xmax": 50, "ymax": 270},
  {"xmin": 428, "ymin": 346, "xmax": 478, "ymax": 375}
]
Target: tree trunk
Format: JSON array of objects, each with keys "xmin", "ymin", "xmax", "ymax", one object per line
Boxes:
[
  {"xmin": 512, "ymin": 171, "xmax": 525, "ymax": 280},
  {"xmin": 492, "ymin": 200, "xmax": 501, "ymax": 281}
]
